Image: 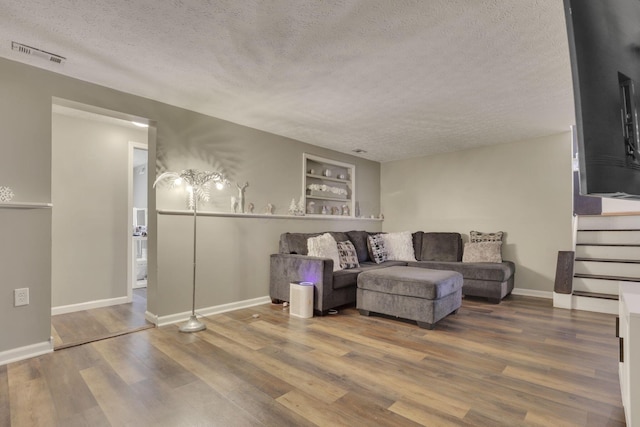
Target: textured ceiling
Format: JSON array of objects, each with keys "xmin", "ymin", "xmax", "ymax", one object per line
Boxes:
[{"xmin": 0, "ymin": 0, "xmax": 574, "ymax": 162}]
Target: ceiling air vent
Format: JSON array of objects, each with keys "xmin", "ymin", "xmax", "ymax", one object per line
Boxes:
[{"xmin": 11, "ymin": 41, "xmax": 66, "ymax": 64}]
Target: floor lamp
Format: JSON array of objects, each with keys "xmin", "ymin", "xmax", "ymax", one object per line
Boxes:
[{"xmin": 154, "ymin": 169, "xmax": 227, "ymax": 332}]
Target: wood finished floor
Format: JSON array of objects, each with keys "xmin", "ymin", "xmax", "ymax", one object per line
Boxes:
[
  {"xmin": 51, "ymin": 288, "xmax": 152, "ymax": 350},
  {"xmin": 2, "ymin": 295, "xmax": 625, "ymax": 426}
]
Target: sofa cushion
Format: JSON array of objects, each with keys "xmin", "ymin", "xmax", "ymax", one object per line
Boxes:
[
  {"xmin": 359, "ymin": 260, "xmax": 408, "ymax": 271},
  {"xmin": 279, "ymin": 232, "xmax": 321, "ymax": 255},
  {"xmin": 462, "ymin": 242, "xmax": 502, "ymax": 263},
  {"xmin": 357, "ymin": 266, "xmax": 462, "ymax": 300},
  {"xmin": 328, "ymin": 232, "xmax": 350, "ymax": 245},
  {"xmin": 408, "ymin": 260, "xmax": 515, "ymax": 282},
  {"xmin": 367, "ymin": 234, "xmax": 388, "ymax": 263},
  {"xmin": 337, "ymin": 241, "xmax": 360, "ymax": 269},
  {"xmin": 347, "ymin": 230, "xmax": 372, "ymax": 263},
  {"xmin": 307, "ymin": 233, "xmax": 342, "ymax": 272},
  {"xmin": 420, "ymin": 232, "xmax": 463, "ymax": 262},
  {"xmin": 384, "ymin": 231, "xmax": 417, "ymax": 262},
  {"xmin": 412, "ymin": 232, "xmax": 423, "ymax": 261},
  {"xmin": 333, "ymin": 269, "xmax": 361, "ymax": 289}
]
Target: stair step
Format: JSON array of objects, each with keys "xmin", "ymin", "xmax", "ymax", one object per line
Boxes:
[
  {"xmin": 578, "ymin": 229, "xmax": 640, "ymax": 232},
  {"xmin": 576, "ymin": 230, "xmax": 640, "ymax": 245},
  {"xmin": 578, "ymin": 215, "xmax": 640, "ymax": 230},
  {"xmin": 572, "ymin": 277, "xmax": 621, "ymax": 295},
  {"xmin": 576, "ymin": 243, "xmax": 640, "ymax": 247},
  {"xmin": 574, "ymin": 259, "xmax": 640, "ymax": 277},
  {"xmin": 574, "ymin": 273, "xmax": 640, "ymax": 282},
  {"xmin": 575, "ymin": 257, "xmax": 640, "ymax": 264},
  {"xmin": 576, "ymin": 245, "xmax": 640, "ymax": 261},
  {"xmin": 572, "ymin": 290, "xmax": 619, "ymax": 300}
]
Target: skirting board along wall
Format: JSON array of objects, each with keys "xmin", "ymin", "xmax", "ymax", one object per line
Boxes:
[
  {"xmin": 511, "ymin": 288, "xmax": 552, "ymax": 299},
  {"xmin": 51, "ymin": 295, "xmax": 130, "ymax": 316},
  {"xmin": 146, "ymin": 295, "xmax": 272, "ymax": 327},
  {"xmin": 553, "ymin": 292, "xmax": 618, "ymax": 315},
  {"xmin": 0, "ymin": 339, "xmax": 53, "ymax": 367}
]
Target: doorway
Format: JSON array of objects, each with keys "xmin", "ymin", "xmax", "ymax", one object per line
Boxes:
[{"xmin": 51, "ymin": 102, "xmax": 152, "ymax": 349}]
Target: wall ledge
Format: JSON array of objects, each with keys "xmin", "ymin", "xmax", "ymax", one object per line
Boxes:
[
  {"xmin": 157, "ymin": 209, "xmax": 383, "ymax": 221},
  {"xmin": 0, "ymin": 202, "xmax": 52, "ymax": 209}
]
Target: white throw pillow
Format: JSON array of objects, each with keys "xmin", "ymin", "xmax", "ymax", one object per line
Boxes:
[
  {"xmin": 383, "ymin": 231, "xmax": 417, "ymax": 262},
  {"xmin": 307, "ymin": 233, "xmax": 342, "ymax": 272}
]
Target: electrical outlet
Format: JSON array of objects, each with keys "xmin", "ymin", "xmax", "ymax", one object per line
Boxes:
[{"xmin": 14, "ymin": 288, "xmax": 29, "ymax": 307}]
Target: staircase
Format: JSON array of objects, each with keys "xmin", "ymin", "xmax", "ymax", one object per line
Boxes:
[{"xmin": 570, "ymin": 214, "xmax": 640, "ymax": 314}]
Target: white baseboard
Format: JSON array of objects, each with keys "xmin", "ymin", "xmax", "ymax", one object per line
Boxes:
[
  {"xmin": 0, "ymin": 339, "xmax": 53, "ymax": 366},
  {"xmin": 154, "ymin": 295, "xmax": 272, "ymax": 327},
  {"xmin": 52, "ymin": 296, "xmax": 130, "ymax": 316},
  {"xmin": 145, "ymin": 310, "xmax": 158, "ymax": 325},
  {"xmin": 511, "ymin": 288, "xmax": 553, "ymax": 299},
  {"xmin": 553, "ymin": 292, "xmax": 573, "ymax": 309},
  {"xmin": 553, "ymin": 292, "xmax": 619, "ymax": 315}
]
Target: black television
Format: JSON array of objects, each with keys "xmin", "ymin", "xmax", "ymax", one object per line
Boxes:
[{"xmin": 564, "ymin": 0, "xmax": 640, "ymax": 198}]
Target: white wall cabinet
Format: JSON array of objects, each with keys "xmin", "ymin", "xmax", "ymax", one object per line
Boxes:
[
  {"xmin": 303, "ymin": 153, "xmax": 355, "ymax": 217},
  {"xmin": 620, "ymin": 282, "xmax": 640, "ymax": 426}
]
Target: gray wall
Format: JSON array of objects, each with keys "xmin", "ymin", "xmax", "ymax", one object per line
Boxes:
[
  {"xmin": 152, "ymin": 108, "xmax": 382, "ymax": 316},
  {"xmin": 0, "ymin": 56, "xmax": 381, "ymax": 354},
  {"xmin": 157, "ymin": 216, "xmax": 380, "ymax": 316},
  {"xmin": 51, "ymin": 112, "xmax": 147, "ymax": 307},
  {"xmin": 381, "ymin": 132, "xmax": 574, "ymax": 293}
]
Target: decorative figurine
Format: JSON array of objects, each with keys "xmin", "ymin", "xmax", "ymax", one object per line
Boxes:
[
  {"xmin": 296, "ymin": 197, "xmax": 306, "ymax": 216},
  {"xmin": 307, "ymin": 201, "xmax": 316, "ymax": 214},
  {"xmin": 236, "ymin": 182, "xmax": 249, "ymax": 213},
  {"xmin": 321, "ymin": 205, "xmax": 328, "ymax": 215},
  {"xmin": 231, "ymin": 196, "xmax": 238, "ymax": 213},
  {"xmin": 265, "ymin": 203, "xmax": 274, "ymax": 214},
  {"xmin": 247, "ymin": 202, "xmax": 254, "ymax": 213},
  {"xmin": 342, "ymin": 204, "xmax": 350, "ymax": 216},
  {"xmin": 288, "ymin": 198, "xmax": 297, "ymax": 215}
]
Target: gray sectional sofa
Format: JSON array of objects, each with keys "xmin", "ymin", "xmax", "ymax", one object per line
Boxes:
[{"xmin": 269, "ymin": 230, "xmax": 515, "ymax": 314}]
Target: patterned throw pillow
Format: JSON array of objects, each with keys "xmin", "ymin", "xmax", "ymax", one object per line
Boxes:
[
  {"xmin": 462, "ymin": 242, "xmax": 503, "ymax": 263},
  {"xmin": 367, "ymin": 234, "xmax": 388, "ymax": 264},
  {"xmin": 470, "ymin": 230, "xmax": 503, "ymax": 243},
  {"xmin": 383, "ymin": 231, "xmax": 417, "ymax": 262},
  {"xmin": 337, "ymin": 241, "xmax": 360, "ymax": 269},
  {"xmin": 307, "ymin": 233, "xmax": 342, "ymax": 272}
]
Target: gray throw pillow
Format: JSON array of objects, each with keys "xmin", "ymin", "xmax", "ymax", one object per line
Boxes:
[
  {"xmin": 337, "ymin": 241, "xmax": 360, "ymax": 269},
  {"xmin": 367, "ymin": 234, "xmax": 387, "ymax": 264}
]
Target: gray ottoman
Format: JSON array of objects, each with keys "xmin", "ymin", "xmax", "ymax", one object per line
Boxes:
[{"xmin": 357, "ymin": 266, "xmax": 463, "ymax": 329}]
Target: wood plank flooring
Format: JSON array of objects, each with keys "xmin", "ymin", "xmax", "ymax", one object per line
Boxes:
[
  {"xmin": 51, "ymin": 288, "xmax": 152, "ymax": 350},
  {"xmin": 3, "ymin": 295, "xmax": 626, "ymax": 426}
]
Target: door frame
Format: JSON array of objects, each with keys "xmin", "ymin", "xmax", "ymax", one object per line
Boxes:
[{"xmin": 127, "ymin": 141, "xmax": 148, "ymax": 303}]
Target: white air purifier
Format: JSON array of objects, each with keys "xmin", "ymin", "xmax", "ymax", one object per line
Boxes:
[{"xmin": 289, "ymin": 281, "xmax": 314, "ymax": 318}]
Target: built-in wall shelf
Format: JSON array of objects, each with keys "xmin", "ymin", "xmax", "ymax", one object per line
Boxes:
[
  {"xmin": 303, "ymin": 153, "xmax": 355, "ymax": 217},
  {"xmin": 157, "ymin": 209, "xmax": 382, "ymax": 221},
  {"xmin": 0, "ymin": 202, "xmax": 53, "ymax": 209},
  {"xmin": 305, "ymin": 173, "xmax": 350, "ymax": 184}
]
